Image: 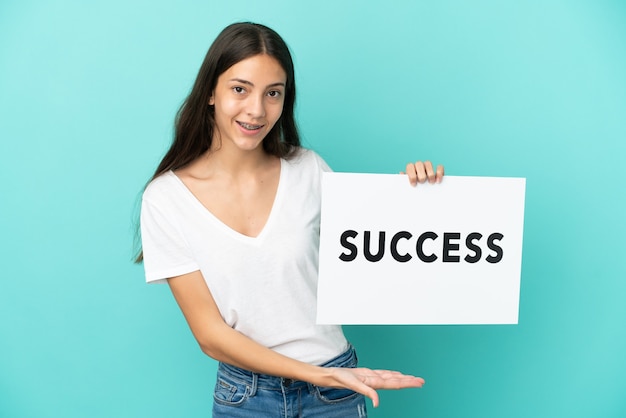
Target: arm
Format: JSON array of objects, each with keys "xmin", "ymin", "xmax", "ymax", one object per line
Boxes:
[
  {"xmin": 168, "ymin": 270, "xmax": 424, "ymax": 407},
  {"xmin": 403, "ymin": 160, "xmax": 444, "ymax": 186}
]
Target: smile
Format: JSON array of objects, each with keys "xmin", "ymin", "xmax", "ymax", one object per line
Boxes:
[{"xmin": 237, "ymin": 121, "xmax": 264, "ymax": 130}]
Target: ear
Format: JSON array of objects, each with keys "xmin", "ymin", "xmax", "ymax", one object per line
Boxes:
[{"xmin": 209, "ymin": 94, "xmax": 215, "ymax": 105}]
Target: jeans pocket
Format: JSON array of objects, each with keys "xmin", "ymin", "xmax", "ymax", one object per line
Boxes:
[
  {"xmin": 314, "ymin": 386, "xmax": 360, "ymax": 404},
  {"xmin": 213, "ymin": 377, "xmax": 250, "ymax": 406}
]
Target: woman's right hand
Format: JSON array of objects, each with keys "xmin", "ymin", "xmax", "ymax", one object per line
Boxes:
[{"xmin": 324, "ymin": 366, "xmax": 425, "ymax": 408}]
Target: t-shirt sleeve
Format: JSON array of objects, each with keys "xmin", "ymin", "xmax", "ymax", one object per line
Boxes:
[
  {"xmin": 140, "ymin": 197, "xmax": 199, "ymax": 284},
  {"xmin": 311, "ymin": 150, "xmax": 333, "ymax": 173}
]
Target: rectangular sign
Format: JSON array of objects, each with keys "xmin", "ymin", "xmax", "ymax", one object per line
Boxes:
[{"xmin": 317, "ymin": 174, "xmax": 526, "ymax": 325}]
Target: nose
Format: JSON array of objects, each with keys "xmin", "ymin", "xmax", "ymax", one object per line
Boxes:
[{"xmin": 246, "ymin": 94, "xmax": 266, "ymax": 118}]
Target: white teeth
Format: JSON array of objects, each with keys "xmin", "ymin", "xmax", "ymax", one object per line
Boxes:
[{"xmin": 239, "ymin": 122, "xmax": 263, "ymax": 130}]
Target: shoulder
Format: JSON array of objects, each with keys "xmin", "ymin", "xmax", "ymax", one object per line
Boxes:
[
  {"xmin": 142, "ymin": 171, "xmax": 180, "ymax": 204},
  {"xmin": 286, "ymin": 147, "xmax": 332, "ymax": 172},
  {"xmin": 140, "ymin": 171, "xmax": 193, "ymax": 231}
]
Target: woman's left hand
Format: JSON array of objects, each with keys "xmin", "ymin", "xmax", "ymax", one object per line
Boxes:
[{"xmin": 401, "ymin": 160, "xmax": 444, "ymax": 187}]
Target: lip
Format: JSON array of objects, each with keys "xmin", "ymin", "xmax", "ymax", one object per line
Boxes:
[{"xmin": 236, "ymin": 121, "xmax": 265, "ymax": 133}]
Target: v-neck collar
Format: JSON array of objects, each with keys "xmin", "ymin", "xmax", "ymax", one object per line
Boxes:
[{"xmin": 167, "ymin": 158, "xmax": 286, "ymax": 244}]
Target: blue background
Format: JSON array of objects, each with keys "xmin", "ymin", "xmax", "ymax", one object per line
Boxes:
[{"xmin": 1, "ymin": 1, "xmax": 625, "ymax": 417}]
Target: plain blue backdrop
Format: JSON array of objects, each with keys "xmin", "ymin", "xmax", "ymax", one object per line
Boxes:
[{"xmin": 1, "ymin": 1, "xmax": 625, "ymax": 417}]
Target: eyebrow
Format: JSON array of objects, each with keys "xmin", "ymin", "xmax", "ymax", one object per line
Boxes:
[{"xmin": 229, "ymin": 78, "xmax": 286, "ymax": 88}]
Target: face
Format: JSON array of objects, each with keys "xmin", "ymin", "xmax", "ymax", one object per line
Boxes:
[{"xmin": 209, "ymin": 54, "xmax": 287, "ymax": 154}]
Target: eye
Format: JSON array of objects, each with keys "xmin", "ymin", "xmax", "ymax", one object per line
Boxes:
[
  {"xmin": 267, "ymin": 90, "xmax": 282, "ymax": 98},
  {"xmin": 232, "ymin": 86, "xmax": 246, "ymax": 94}
]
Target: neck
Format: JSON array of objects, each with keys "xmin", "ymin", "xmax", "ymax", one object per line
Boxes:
[{"xmin": 201, "ymin": 142, "xmax": 273, "ymax": 177}]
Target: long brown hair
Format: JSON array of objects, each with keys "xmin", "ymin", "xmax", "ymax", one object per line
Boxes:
[
  {"xmin": 135, "ymin": 22, "xmax": 301, "ymax": 262},
  {"xmin": 157, "ymin": 22, "xmax": 299, "ymax": 176}
]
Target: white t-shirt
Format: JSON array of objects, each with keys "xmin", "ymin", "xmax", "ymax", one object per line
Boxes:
[{"xmin": 140, "ymin": 148, "xmax": 348, "ymax": 365}]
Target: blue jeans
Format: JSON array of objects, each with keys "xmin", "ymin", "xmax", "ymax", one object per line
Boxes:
[{"xmin": 212, "ymin": 344, "xmax": 367, "ymax": 417}]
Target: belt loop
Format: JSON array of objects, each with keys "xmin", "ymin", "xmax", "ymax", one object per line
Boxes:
[{"xmin": 248, "ymin": 372, "xmax": 258, "ymax": 397}]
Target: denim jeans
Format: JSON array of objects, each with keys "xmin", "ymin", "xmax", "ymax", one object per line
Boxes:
[{"xmin": 212, "ymin": 344, "xmax": 367, "ymax": 417}]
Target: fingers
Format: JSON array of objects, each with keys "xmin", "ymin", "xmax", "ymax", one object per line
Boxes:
[
  {"xmin": 363, "ymin": 387, "xmax": 380, "ymax": 409},
  {"xmin": 367, "ymin": 370, "xmax": 425, "ymax": 389},
  {"xmin": 405, "ymin": 161, "xmax": 444, "ymax": 186},
  {"xmin": 328, "ymin": 367, "xmax": 424, "ymax": 409},
  {"xmin": 405, "ymin": 162, "xmax": 418, "ymax": 187},
  {"xmin": 357, "ymin": 369, "xmax": 424, "ymax": 408},
  {"xmin": 333, "ymin": 368, "xmax": 381, "ymax": 408},
  {"xmin": 405, "ymin": 161, "xmax": 428, "ymax": 186},
  {"xmin": 353, "ymin": 368, "xmax": 425, "ymax": 390},
  {"xmin": 351, "ymin": 374, "xmax": 382, "ymax": 408},
  {"xmin": 436, "ymin": 164, "xmax": 444, "ymax": 183},
  {"xmin": 424, "ymin": 161, "xmax": 435, "ymax": 184}
]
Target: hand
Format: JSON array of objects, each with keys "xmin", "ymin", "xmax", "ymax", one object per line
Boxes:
[
  {"xmin": 328, "ymin": 367, "xmax": 425, "ymax": 408},
  {"xmin": 401, "ymin": 160, "xmax": 444, "ymax": 187}
]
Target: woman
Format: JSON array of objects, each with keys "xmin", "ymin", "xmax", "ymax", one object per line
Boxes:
[{"xmin": 139, "ymin": 22, "xmax": 443, "ymax": 417}]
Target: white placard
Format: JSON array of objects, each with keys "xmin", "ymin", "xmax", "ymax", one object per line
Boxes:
[{"xmin": 317, "ymin": 174, "xmax": 526, "ymax": 325}]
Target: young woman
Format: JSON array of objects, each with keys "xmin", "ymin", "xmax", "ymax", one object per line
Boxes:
[{"xmin": 139, "ymin": 22, "xmax": 444, "ymax": 418}]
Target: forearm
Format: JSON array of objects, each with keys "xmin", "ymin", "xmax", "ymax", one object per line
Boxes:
[
  {"xmin": 167, "ymin": 271, "xmax": 333, "ymax": 386},
  {"xmin": 197, "ymin": 319, "xmax": 333, "ymax": 385}
]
